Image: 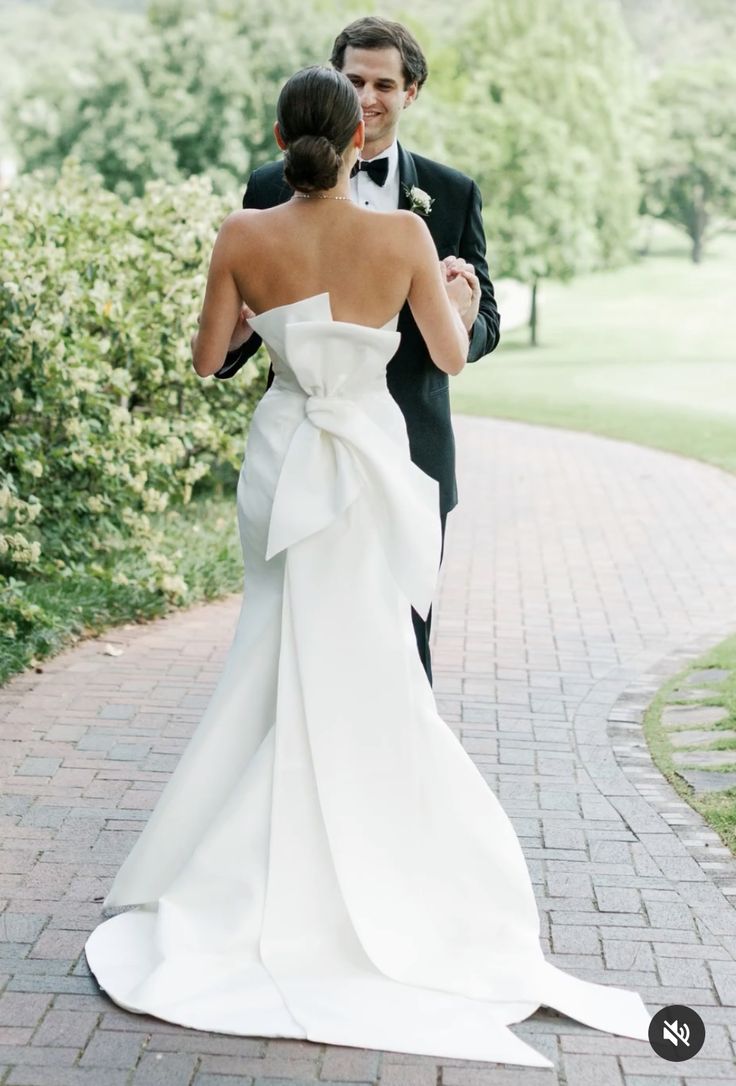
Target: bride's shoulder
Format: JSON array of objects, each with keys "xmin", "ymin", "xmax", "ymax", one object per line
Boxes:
[
  {"xmin": 213, "ymin": 208, "xmax": 275, "ymax": 251},
  {"xmin": 370, "ymin": 208, "xmax": 430, "ymax": 243},
  {"xmin": 217, "ymin": 208, "xmax": 262, "ymax": 236}
]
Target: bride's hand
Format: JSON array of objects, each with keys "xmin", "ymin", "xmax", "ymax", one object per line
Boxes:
[
  {"xmin": 227, "ymin": 303, "xmax": 256, "ymax": 352},
  {"xmin": 442, "ymin": 257, "xmax": 481, "ymax": 329},
  {"xmin": 444, "ymin": 272, "xmax": 472, "ymax": 314}
]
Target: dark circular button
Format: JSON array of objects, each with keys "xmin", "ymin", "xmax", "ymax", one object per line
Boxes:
[{"xmin": 648, "ymin": 1005, "xmax": 705, "ymax": 1061}]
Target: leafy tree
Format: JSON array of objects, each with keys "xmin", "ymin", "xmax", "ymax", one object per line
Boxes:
[
  {"xmin": 0, "ymin": 0, "xmax": 143, "ymax": 162},
  {"xmin": 409, "ymin": 0, "xmax": 642, "ymax": 344},
  {"xmin": 7, "ymin": 0, "xmax": 331, "ymax": 197},
  {"xmin": 639, "ymin": 62, "xmax": 736, "ymax": 263}
]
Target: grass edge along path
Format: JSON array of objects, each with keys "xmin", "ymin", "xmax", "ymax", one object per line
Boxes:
[{"xmin": 643, "ymin": 633, "xmax": 736, "ymax": 856}]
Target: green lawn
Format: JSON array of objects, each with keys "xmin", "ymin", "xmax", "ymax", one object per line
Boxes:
[{"xmin": 453, "ymin": 226, "xmax": 736, "ymax": 474}]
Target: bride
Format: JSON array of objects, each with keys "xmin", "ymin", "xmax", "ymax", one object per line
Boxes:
[{"xmin": 84, "ymin": 66, "xmax": 651, "ymax": 1068}]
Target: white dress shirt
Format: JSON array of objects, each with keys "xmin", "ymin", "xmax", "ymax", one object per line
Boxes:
[{"xmin": 349, "ymin": 140, "xmax": 400, "ymax": 211}]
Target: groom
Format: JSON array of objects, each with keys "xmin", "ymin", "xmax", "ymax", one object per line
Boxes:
[{"xmin": 215, "ymin": 16, "xmax": 500, "ymax": 685}]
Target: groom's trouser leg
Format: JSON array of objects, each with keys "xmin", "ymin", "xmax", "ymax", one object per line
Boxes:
[{"xmin": 411, "ymin": 510, "xmax": 448, "ymax": 687}]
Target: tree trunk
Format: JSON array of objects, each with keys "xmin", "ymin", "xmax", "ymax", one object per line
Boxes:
[
  {"xmin": 690, "ymin": 187, "xmax": 707, "ymax": 264},
  {"xmin": 637, "ymin": 215, "xmax": 654, "ymax": 257},
  {"xmin": 529, "ymin": 279, "xmax": 539, "ymax": 346},
  {"xmin": 691, "ymin": 230, "xmax": 703, "ymax": 264}
]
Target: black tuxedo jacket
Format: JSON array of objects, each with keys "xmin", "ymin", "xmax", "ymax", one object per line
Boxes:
[{"xmin": 215, "ymin": 144, "xmax": 500, "ymax": 516}]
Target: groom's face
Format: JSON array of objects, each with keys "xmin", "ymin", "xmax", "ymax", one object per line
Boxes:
[{"xmin": 340, "ymin": 46, "xmax": 417, "ymax": 156}]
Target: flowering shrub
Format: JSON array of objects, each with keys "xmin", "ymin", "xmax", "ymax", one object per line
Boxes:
[{"xmin": 0, "ymin": 161, "xmax": 265, "ymax": 640}]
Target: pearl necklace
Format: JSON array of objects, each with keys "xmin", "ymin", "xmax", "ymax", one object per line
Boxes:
[{"xmin": 293, "ymin": 193, "xmax": 351, "ymax": 201}]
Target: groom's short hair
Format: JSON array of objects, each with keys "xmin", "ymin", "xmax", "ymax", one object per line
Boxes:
[{"xmin": 330, "ymin": 17, "xmax": 428, "ymax": 92}]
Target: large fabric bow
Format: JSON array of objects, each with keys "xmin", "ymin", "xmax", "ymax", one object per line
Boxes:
[{"xmin": 265, "ymin": 321, "xmax": 441, "ymax": 620}]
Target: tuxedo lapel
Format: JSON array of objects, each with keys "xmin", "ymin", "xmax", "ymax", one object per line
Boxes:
[
  {"xmin": 397, "ymin": 144, "xmax": 418, "ymax": 211},
  {"xmin": 396, "ymin": 146, "xmax": 420, "ymax": 337},
  {"xmin": 397, "ymin": 143, "xmax": 443, "ymax": 249}
]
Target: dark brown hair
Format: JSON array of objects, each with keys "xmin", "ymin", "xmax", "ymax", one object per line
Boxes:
[
  {"xmin": 330, "ymin": 16, "xmax": 428, "ymax": 91},
  {"xmin": 277, "ymin": 66, "xmax": 362, "ymax": 193}
]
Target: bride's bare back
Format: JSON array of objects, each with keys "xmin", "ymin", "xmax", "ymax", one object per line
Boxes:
[
  {"xmin": 193, "ymin": 199, "xmax": 469, "ymax": 377},
  {"xmin": 231, "ymin": 202, "xmax": 413, "ymax": 327}
]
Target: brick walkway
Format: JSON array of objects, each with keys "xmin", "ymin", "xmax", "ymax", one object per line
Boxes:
[{"xmin": 2, "ymin": 416, "xmax": 736, "ymax": 1085}]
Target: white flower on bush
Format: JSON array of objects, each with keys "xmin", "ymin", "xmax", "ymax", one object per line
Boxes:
[
  {"xmin": 143, "ymin": 489, "xmax": 169, "ymax": 514},
  {"xmin": 109, "ymin": 406, "xmax": 131, "ymax": 428},
  {"xmin": 111, "ymin": 571, "xmax": 130, "ymax": 586},
  {"xmin": 23, "ymin": 276, "xmax": 43, "ymax": 298},
  {"xmin": 160, "ymin": 574, "xmax": 188, "ymax": 599},
  {"xmin": 28, "ymin": 319, "xmax": 48, "ymax": 344},
  {"xmin": 0, "ymin": 488, "xmax": 40, "ymax": 529},
  {"xmin": 87, "ymin": 495, "xmax": 106, "ymax": 513},
  {"xmin": 23, "ymin": 460, "xmax": 44, "ymax": 478},
  {"xmin": 148, "ymin": 552, "xmax": 174, "ymax": 572},
  {"xmin": 0, "ymin": 533, "xmax": 41, "ymax": 564}
]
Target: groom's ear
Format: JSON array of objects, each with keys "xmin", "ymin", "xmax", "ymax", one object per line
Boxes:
[
  {"xmin": 403, "ymin": 82, "xmax": 419, "ymax": 110},
  {"xmin": 274, "ymin": 122, "xmax": 287, "ymax": 151}
]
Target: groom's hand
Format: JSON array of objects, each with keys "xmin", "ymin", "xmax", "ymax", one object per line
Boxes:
[
  {"xmin": 441, "ymin": 257, "xmax": 481, "ymax": 332},
  {"xmin": 227, "ymin": 303, "xmax": 256, "ymax": 353}
]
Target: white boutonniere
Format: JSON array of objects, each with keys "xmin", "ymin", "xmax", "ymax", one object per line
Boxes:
[{"xmin": 403, "ymin": 184, "xmax": 434, "ymax": 217}]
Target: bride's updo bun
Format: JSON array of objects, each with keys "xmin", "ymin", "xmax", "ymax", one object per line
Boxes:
[
  {"xmin": 277, "ymin": 66, "xmax": 362, "ymax": 194},
  {"xmin": 283, "ymin": 134, "xmax": 343, "ymax": 193}
]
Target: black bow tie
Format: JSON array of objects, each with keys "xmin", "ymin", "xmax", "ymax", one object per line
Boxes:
[{"xmin": 350, "ymin": 157, "xmax": 389, "ymax": 186}]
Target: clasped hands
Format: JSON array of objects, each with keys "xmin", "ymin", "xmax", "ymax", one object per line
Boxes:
[
  {"xmin": 219, "ymin": 255, "xmax": 480, "ymax": 355},
  {"xmin": 441, "ymin": 256, "xmax": 480, "ymax": 332}
]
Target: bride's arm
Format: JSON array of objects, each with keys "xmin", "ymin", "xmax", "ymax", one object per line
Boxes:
[
  {"xmin": 404, "ymin": 214, "xmax": 471, "ymax": 376},
  {"xmin": 191, "ymin": 212, "xmax": 251, "ymax": 378}
]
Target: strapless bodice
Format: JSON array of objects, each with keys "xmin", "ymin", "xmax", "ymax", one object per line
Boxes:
[{"xmin": 247, "ymin": 293, "xmax": 401, "ymax": 398}]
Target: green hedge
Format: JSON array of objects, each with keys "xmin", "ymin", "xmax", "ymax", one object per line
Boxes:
[{"xmin": 0, "ymin": 161, "xmax": 264, "ymax": 643}]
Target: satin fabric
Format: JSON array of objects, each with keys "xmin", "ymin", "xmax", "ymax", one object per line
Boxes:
[{"xmin": 85, "ymin": 294, "xmax": 651, "ymax": 1066}]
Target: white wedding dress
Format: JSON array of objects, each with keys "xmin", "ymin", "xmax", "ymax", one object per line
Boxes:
[{"xmin": 85, "ymin": 293, "xmax": 651, "ymax": 1067}]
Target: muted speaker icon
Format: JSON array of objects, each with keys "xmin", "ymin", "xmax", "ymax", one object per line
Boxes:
[
  {"xmin": 649, "ymin": 1005, "xmax": 704, "ymax": 1061},
  {"xmin": 663, "ymin": 1018, "xmax": 690, "ymax": 1047}
]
